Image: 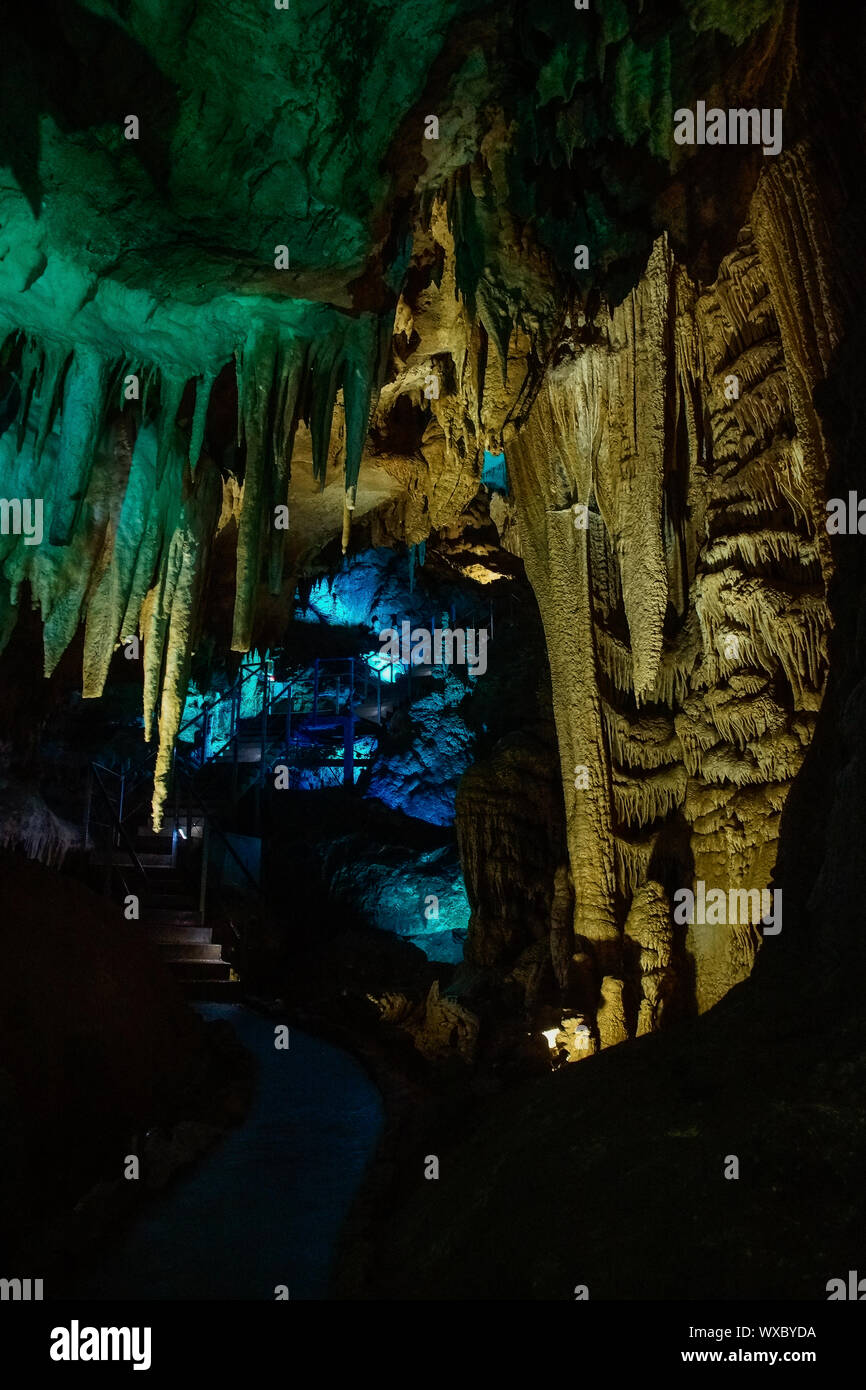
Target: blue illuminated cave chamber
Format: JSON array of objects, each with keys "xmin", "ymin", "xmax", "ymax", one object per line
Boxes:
[
  {"xmin": 274, "ymin": 539, "xmax": 511, "ymax": 963},
  {"xmin": 296, "ymin": 547, "xmax": 490, "ymax": 823},
  {"xmin": 481, "ymin": 450, "xmax": 508, "ymax": 495},
  {"xmin": 164, "ymin": 455, "xmax": 537, "ymax": 979},
  {"xmin": 172, "ymin": 535, "xmax": 516, "ymax": 965}
]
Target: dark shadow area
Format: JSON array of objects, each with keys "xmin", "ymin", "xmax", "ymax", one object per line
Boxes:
[{"xmin": 0, "ymin": 1, "xmax": 180, "ymax": 213}]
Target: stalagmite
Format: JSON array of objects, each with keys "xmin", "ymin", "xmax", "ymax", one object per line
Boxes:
[
  {"xmin": 596, "ymin": 975, "xmax": 628, "ymax": 1049},
  {"xmin": 625, "ymin": 883, "xmax": 675, "ymax": 1037}
]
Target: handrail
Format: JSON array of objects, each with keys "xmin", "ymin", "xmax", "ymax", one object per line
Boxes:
[
  {"xmin": 117, "ymin": 658, "xmax": 270, "ymax": 784},
  {"xmin": 92, "ymin": 658, "xmax": 271, "ymax": 835},
  {"xmin": 98, "ymin": 644, "xmax": 398, "ymax": 793},
  {"xmin": 84, "ymin": 646, "xmax": 397, "ymax": 922},
  {"xmin": 173, "ymin": 757, "xmax": 263, "ymax": 897},
  {"xmin": 89, "ymin": 764, "xmax": 147, "ymax": 878},
  {"xmin": 183, "ymin": 658, "xmax": 271, "ymax": 764}
]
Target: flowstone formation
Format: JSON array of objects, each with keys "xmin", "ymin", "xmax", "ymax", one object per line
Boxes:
[
  {"xmin": 0, "ymin": 2, "xmax": 838, "ymax": 1036},
  {"xmin": 508, "ymin": 204, "xmax": 833, "ymax": 1031}
]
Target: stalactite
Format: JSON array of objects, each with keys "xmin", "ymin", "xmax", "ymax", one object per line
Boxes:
[
  {"xmin": 602, "ymin": 704, "xmax": 679, "ymax": 771},
  {"xmin": 307, "ymin": 335, "xmax": 343, "ymax": 488},
  {"xmin": 753, "ymin": 146, "xmax": 841, "ymax": 586},
  {"xmin": 49, "ymin": 347, "xmax": 112, "ymax": 545},
  {"xmin": 699, "ymin": 736, "xmax": 805, "ymax": 788},
  {"xmin": 674, "ymin": 702, "xmax": 721, "ymax": 777},
  {"xmin": 32, "ymin": 343, "xmax": 70, "ymax": 469},
  {"xmin": 232, "ymin": 329, "xmax": 278, "ymax": 653},
  {"xmin": 189, "ymin": 372, "xmax": 214, "ymax": 472},
  {"xmin": 82, "ymin": 417, "xmax": 144, "ymax": 697},
  {"xmin": 612, "ymin": 764, "xmax": 687, "ymax": 828},
  {"xmin": 614, "ymin": 833, "xmax": 657, "ymax": 898},
  {"xmin": 595, "ymin": 628, "xmax": 637, "ymax": 695},
  {"xmin": 342, "ymin": 350, "xmax": 375, "ymax": 496},
  {"xmin": 596, "ymin": 236, "xmax": 673, "ymax": 702},
  {"xmin": 508, "ymin": 384, "xmax": 619, "ymax": 950},
  {"xmin": 705, "ymin": 682, "xmax": 787, "ymax": 749},
  {"xmin": 141, "ymin": 430, "xmax": 189, "ymax": 745},
  {"xmin": 150, "ymin": 459, "xmax": 222, "ymax": 828},
  {"xmin": 267, "ymin": 340, "xmax": 304, "ymax": 594},
  {"xmin": 702, "ymin": 529, "xmax": 817, "ymax": 572},
  {"xmin": 155, "ymin": 373, "xmax": 187, "ymax": 487},
  {"xmin": 15, "ymin": 336, "xmax": 43, "ymax": 451},
  {"xmin": 0, "ymin": 789, "xmax": 79, "ymax": 867}
]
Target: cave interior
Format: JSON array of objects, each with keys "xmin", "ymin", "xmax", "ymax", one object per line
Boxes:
[{"xmin": 1, "ymin": 0, "xmax": 865, "ymax": 1305}]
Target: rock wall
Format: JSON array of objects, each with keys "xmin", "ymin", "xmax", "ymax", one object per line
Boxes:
[
  {"xmin": 506, "ymin": 154, "xmax": 834, "ymax": 1031},
  {"xmin": 457, "ymin": 731, "xmax": 566, "ymax": 970}
]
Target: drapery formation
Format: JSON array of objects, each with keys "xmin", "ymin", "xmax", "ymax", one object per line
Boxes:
[{"xmin": 504, "ymin": 148, "xmax": 836, "ymax": 1034}]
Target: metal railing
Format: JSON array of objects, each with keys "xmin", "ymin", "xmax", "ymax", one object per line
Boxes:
[
  {"xmin": 84, "ymin": 761, "xmax": 148, "ymax": 898},
  {"xmin": 172, "ymin": 756, "xmax": 262, "ymax": 897},
  {"xmin": 83, "ymin": 649, "xmax": 393, "ymax": 914}
]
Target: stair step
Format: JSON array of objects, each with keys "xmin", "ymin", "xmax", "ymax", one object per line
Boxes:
[
  {"xmin": 146, "ymin": 925, "xmax": 212, "ymax": 945},
  {"xmin": 140, "ymin": 895, "xmax": 195, "ymax": 906},
  {"xmin": 157, "ymin": 942, "xmax": 222, "ymax": 961},
  {"xmin": 143, "ymin": 893, "xmax": 198, "ymax": 908},
  {"xmin": 91, "ymin": 852, "xmax": 175, "ymax": 868},
  {"xmin": 141, "ymin": 908, "xmax": 203, "ymax": 927}
]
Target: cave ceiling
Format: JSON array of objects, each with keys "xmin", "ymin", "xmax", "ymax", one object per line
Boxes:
[{"xmin": 0, "ymin": 0, "xmax": 843, "ymax": 1023}]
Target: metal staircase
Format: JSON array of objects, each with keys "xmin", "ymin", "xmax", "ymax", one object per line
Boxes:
[{"xmin": 84, "ymin": 655, "xmax": 394, "ymax": 996}]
